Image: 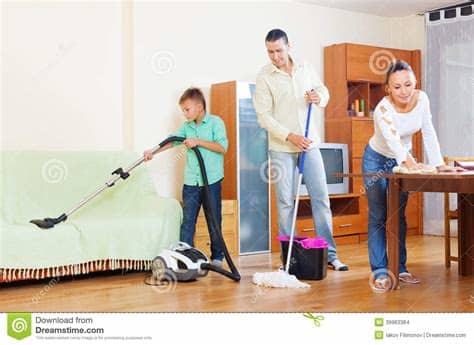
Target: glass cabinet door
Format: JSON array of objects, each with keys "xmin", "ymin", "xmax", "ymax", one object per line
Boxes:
[{"xmin": 237, "ymin": 82, "xmax": 269, "ymax": 254}]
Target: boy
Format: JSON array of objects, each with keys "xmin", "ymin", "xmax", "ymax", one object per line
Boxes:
[{"xmin": 144, "ymin": 88, "xmax": 228, "ymax": 266}]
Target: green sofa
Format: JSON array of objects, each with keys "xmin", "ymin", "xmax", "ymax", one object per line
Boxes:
[{"xmin": 0, "ymin": 151, "xmax": 182, "ymax": 282}]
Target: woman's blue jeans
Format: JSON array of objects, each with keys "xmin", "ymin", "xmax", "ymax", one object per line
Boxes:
[{"xmin": 362, "ymin": 145, "xmax": 409, "ymax": 277}]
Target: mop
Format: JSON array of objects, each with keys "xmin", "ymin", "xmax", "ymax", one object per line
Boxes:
[{"xmin": 252, "ymin": 102, "xmax": 314, "ymax": 289}]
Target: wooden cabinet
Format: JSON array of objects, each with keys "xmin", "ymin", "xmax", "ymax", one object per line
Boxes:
[
  {"xmin": 345, "ymin": 44, "xmax": 413, "ymax": 83},
  {"xmin": 324, "ymin": 43, "xmax": 423, "ymax": 237},
  {"xmin": 270, "ymin": 191, "xmax": 365, "ymax": 252},
  {"xmin": 211, "ymin": 81, "xmax": 271, "ymax": 254},
  {"xmin": 194, "ymin": 200, "xmax": 238, "ymax": 257}
]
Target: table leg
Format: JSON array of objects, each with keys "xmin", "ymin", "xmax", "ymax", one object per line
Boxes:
[
  {"xmin": 387, "ymin": 178, "xmax": 401, "ymax": 290},
  {"xmin": 458, "ymin": 193, "xmax": 474, "ymax": 276}
]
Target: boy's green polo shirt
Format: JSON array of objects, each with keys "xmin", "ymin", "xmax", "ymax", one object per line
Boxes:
[{"xmin": 172, "ymin": 113, "xmax": 228, "ymax": 186}]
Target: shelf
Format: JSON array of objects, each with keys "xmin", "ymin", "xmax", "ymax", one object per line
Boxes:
[
  {"xmin": 347, "ymin": 82, "xmax": 369, "ymax": 116},
  {"xmin": 347, "ymin": 115, "xmax": 374, "ymax": 120},
  {"xmin": 297, "ymin": 193, "xmax": 359, "ymax": 216},
  {"xmin": 329, "ymin": 193, "xmax": 360, "ymax": 199},
  {"xmin": 299, "ymin": 192, "xmax": 360, "ymax": 200}
]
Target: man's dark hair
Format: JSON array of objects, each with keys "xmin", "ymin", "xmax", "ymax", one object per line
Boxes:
[
  {"xmin": 385, "ymin": 60, "xmax": 414, "ymax": 84},
  {"xmin": 265, "ymin": 29, "xmax": 288, "ymax": 44},
  {"xmin": 179, "ymin": 87, "xmax": 206, "ymax": 111}
]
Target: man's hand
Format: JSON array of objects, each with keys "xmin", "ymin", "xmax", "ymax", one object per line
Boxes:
[
  {"xmin": 287, "ymin": 133, "xmax": 312, "ymax": 151},
  {"xmin": 183, "ymin": 138, "xmax": 200, "ymax": 148},
  {"xmin": 305, "ymin": 90, "xmax": 320, "ymax": 105}
]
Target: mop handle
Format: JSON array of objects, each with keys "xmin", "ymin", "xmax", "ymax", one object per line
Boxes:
[
  {"xmin": 298, "ymin": 96, "xmax": 314, "ymax": 172},
  {"xmin": 285, "ymin": 101, "xmax": 313, "ymax": 272}
]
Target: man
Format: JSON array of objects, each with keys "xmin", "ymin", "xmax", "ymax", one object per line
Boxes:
[{"xmin": 253, "ymin": 29, "xmax": 348, "ymax": 271}]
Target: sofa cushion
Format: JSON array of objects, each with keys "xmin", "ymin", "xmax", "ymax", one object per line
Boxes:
[{"xmin": 1, "ymin": 151, "xmax": 181, "ymax": 272}]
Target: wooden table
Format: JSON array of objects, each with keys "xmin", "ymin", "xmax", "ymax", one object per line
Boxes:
[{"xmin": 340, "ymin": 172, "xmax": 474, "ymax": 290}]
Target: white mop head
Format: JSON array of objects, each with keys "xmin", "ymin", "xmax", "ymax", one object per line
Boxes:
[{"xmin": 252, "ymin": 270, "xmax": 310, "ymax": 288}]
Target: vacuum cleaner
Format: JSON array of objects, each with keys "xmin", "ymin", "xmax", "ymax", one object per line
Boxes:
[
  {"xmin": 147, "ymin": 242, "xmax": 211, "ymax": 284},
  {"xmin": 30, "ymin": 136, "xmax": 241, "ymax": 282}
]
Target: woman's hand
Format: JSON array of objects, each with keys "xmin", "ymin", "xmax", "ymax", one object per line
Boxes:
[
  {"xmin": 416, "ymin": 163, "xmax": 435, "ymax": 171},
  {"xmin": 402, "ymin": 154, "xmax": 419, "ymax": 171},
  {"xmin": 436, "ymin": 164, "xmax": 466, "ymax": 172},
  {"xmin": 287, "ymin": 133, "xmax": 312, "ymax": 151}
]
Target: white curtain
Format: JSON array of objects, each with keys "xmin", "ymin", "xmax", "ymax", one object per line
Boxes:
[{"xmin": 424, "ymin": 8, "xmax": 474, "ymax": 236}]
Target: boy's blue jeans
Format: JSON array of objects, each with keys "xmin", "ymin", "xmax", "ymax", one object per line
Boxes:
[
  {"xmin": 180, "ymin": 181, "xmax": 224, "ymax": 261},
  {"xmin": 362, "ymin": 145, "xmax": 409, "ymax": 277}
]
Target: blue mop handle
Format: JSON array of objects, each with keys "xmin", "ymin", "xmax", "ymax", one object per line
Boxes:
[{"xmin": 298, "ymin": 101, "xmax": 313, "ymax": 173}]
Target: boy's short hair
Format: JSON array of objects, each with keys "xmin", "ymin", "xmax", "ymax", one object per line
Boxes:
[
  {"xmin": 179, "ymin": 87, "xmax": 206, "ymax": 111},
  {"xmin": 265, "ymin": 29, "xmax": 288, "ymax": 44}
]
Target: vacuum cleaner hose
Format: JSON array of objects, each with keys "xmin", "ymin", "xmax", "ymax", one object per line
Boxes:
[
  {"xmin": 30, "ymin": 135, "xmax": 240, "ymax": 282},
  {"xmin": 158, "ymin": 136, "xmax": 241, "ymax": 282}
]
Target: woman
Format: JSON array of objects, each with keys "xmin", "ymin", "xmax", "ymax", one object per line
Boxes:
[{"xmin": 362, "ymin": 60, "xmax": 464, "ymax": 290}]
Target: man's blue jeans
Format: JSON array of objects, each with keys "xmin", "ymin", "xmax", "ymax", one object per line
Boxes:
[
  {"xmin": 362, "ymin": 145, "xmax": 409, "ymax": 277},
  {"xmin": 180, "ymin": 181, "xmax": 223, "ymax": 261},
  {"xmin": 269, "ymin": 148, "xmax": 338, "ymax": 263}
]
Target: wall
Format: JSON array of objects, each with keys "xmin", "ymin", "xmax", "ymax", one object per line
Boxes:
[
  {"xmin": 2, "ymin": 1, "xmax": 425, "ymax": 199},
  {"xmin": 133, "ymin": 2, "xmax": 425, "ymax": 197},
  {"xmin": 1, "ymin": 1, "xmax": 123, "ymax": 150}
]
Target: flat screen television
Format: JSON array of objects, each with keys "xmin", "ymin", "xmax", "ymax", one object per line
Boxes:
[{"xmin": 298, "ymin": 143, "xmax": 349, "ymax": 196}]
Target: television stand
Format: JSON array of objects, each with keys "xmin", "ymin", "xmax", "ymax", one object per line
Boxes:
[{"xmin": 270, "ymin": 190, "xmax": 365, "ymax": 251}]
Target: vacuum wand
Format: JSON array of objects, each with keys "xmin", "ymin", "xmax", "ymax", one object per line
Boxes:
[
  {"xmin": 29, "ymin": 136, "xmax": 241, "ymax": 281},
  {"xmin": 30, "ymin": 138, "xmax": 175, "ymax": 229}
]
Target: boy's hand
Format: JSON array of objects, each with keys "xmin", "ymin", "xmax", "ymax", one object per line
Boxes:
[
  {"xmin": 143, "ymin": 150, "xmax": 154, "ymax": 161},
  {"xmin": 183, "ymin": 138, "xmax": 200, "ymax": 148}
]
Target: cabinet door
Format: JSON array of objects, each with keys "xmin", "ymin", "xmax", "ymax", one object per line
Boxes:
[
  {"xmin": 333, "ymin": 214, "xmax": 364, "ymax": 236},
  {"xmin": 351, "ymin": 119, "xmax": 373, "ymax": 158},
  {"xmin": 296, "ymin": 217, "xmax": 315, "ymax": 237},
  {"xmin": 347, "ymin": 44, "xmax": 413, "ymax": 83},
  {"xmin": 237, "ymin": 82, "xmax": 270, "ymax": 254},
  {"xmin": 195, "ymin": 201, "xmax": 238, "ymax": 256},
  {"xmin": 347, "ymin": 44, "xmax": 385, "ymax": 83},
  {"xmin": 352, "ymin": 158, "xmax": 364, "ymax": 194}
]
